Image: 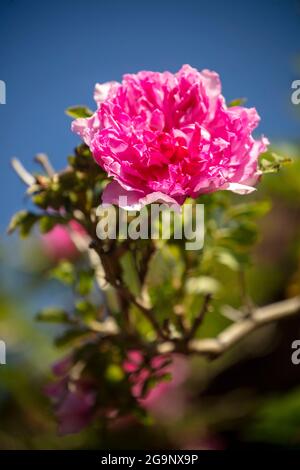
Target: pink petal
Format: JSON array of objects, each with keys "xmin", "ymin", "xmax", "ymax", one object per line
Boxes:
[
  {"xmin": 221, "ymin": 182, "xmax": 257, "ymax": 194},
  {"xmin": 102, "ymin": 181, "xmax": 182, "ymax": 212}
]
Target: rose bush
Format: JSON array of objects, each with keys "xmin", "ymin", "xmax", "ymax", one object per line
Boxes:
[{"xmin": 9, "ymin": 66, "xmax": 292, "ymax": 436}]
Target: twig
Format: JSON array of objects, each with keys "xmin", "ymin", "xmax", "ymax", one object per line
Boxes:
[
  {"xmin": 11, "ymin": 158, "xmax": 35, "ymax": 186},
  {"xmin": 185, "ymin": 293, "xmax": 212, "ymax": 341},
  {"xmin": 239, "ymin": 269, "xmax": 255, "ymax": 315},
  {"xmin": 89, "ymin": 237, "xmax": 166, "ymax": 340},
  {"xmin": 220, "ymin": 305, "xmax": 246, "ymax": 322},
  {"xmin": 115, "ymin": 282, "xmax": 167, "ymax": 340},
  {"xmin": 187, "ymin": 296, "xmax": 300, "ymax": 358}
]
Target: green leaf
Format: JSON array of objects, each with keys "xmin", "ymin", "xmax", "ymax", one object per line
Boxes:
[
  {"xmin": 49, "ymin": 260, "xmax": 76, "ymax": 285},
  {"xmin": 7, "ymin": 211, "xmax": 40, "ymax": 237},
  {"xmin": 216, "ymin": 249, "xmax": 240, "ymax": 271},
  {"xmin": 105, "ymin": 364, "xmax": 125, "ymax": 383},
  {"xmin": 185, "ymin": 276, "xmax": 220, "ymax": 295},
  {"xmin": 75, "ymin": 300, "xmax": 98, "ymax": 320},
  {"xmin": 76, "ymin": 270, "xmax": 95, "ymax": 296},
  {"xmin": 36, "ymin": 307, "xmax": 71, "ymax": 323},
  {"xmin": 55, "ymin": 327, "xmax": 89, "ymax": 347},
  {"xmin": 65, "ymin": 106, "xmax": 93, "ymax": 119},
  {"xmin": 39, "ymin": 215, "xmax": 65, "ymax": 233},
  {"xmin": 227, "ymin": 97, "xmax": 247, "ymax": 107},
  {"xmin": 259, "ymin": 151, "xmax": 292, "ymax": 174}
]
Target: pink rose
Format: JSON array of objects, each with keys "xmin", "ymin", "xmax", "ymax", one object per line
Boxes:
[{"xmin": 72, "ymin": 65, "xmax": 268, "ymax": 210}]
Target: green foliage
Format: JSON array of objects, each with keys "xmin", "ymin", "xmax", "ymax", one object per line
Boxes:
[
  {"xmin": 8, "ymin": 211, "xmax": 41, "ymax": 237},
  {"xmin": 49, "ymin": 260, "xmax": 76, "ymax": 285},
  {"xmin": 246, "ymin": 388, "xmax": 300, "ymax": 445},
  {"xmin": 227, "ymin": 97, "xmax": 247, "ymax": 107},
  {"xmin": 54, "ymin": 327, "xmax": 91, "ymax": 347},
  {"xmin": 36, "ymin": 307, "xmax": 71, "ymax": 324},
  {"xmin": 65, "ymin": 106, "xmax": 93, "ymax": 118},
  {"xmin": 259, "ymin": 150, "xmax": 292, "ymax": 174},
  {"xmin": 76, "ymin": 269, "xmax": 95, "ymax": 296},
  {"xmin": 185, "ymin": 276, "xmax": 220, "ymax": 295},
  {"xmin": 39, "ymin": 215, "xmax": 66, "ymax": 233}
]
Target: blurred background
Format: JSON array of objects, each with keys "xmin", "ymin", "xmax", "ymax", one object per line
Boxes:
[{"xmin": 0, "ymin": 0, "xmax": 300, "ymax": 449}]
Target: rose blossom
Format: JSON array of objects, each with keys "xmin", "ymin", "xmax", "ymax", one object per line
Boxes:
[{"xmin": 72, "ymin": 65, "xmax": 268, "ymax": 210}]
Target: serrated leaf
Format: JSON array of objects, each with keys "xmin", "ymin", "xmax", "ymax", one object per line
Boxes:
[{"xmin": 65, "ymin": 106, "xmax": 93, "ymax": 119}]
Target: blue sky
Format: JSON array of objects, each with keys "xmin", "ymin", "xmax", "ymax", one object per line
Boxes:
[{"xmin": 0, "ymin": 0, "xmax": 299, "ymax": 231}]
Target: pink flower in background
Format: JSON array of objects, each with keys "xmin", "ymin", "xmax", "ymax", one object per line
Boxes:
[
  {"xmin": 41, "ymin": 220, "xmax": 86, "ymax": 261},
  {"xmin": 123, "ymin": 350, "xmax": 171, "ymax": 399},
  {"xmin": 124, "ymin": 351, "xmax": 189, "ymax": 420},
  {"xmin": 140, "ymin": 356, "xmax": 189, "ymax": 417},
  {"xmin": 45, "ymin": 356, "xmax": 96, "ymax": 435},
  {"xmin": 72, "ymin": 65, "xmax": 268, "ymax": 210}
]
